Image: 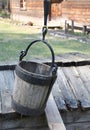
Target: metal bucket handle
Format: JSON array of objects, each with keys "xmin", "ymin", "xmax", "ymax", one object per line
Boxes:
[{"xmin": 19, "ymin": 39, "xmax": 57, "ymax": 75}]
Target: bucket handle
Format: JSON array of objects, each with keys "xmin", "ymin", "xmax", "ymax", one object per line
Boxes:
[{"xmin": 19, "ymin": 39, "xmax": 57, "ymax": 75}]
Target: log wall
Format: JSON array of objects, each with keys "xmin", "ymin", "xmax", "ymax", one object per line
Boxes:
[
  {"xmin": 10, "ymin": 0, "xmax": 43, "ymax": 17},
  {"xmin": 61, "ymin": 0, "xmax": 90, "ymax": 25},
  {"xmin": 10, "ymin": 0, "xmax": 44, "ymax": 24},
  {"xmin": 10, "ymin": 0, "xmax": 62, "ymax": 24},
  {"xmin": 10, "ymin": 0, "xmax": 90, "ymax": 26}
]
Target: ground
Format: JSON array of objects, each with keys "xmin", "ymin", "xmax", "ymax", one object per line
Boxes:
[{"xmin": 49, "ymin": 29, "xmax": 90, "ymax": 44}]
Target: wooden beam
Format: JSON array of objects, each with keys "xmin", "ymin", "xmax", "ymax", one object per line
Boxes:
[{"xmin": 45, "ymin": 93, "xmax": 66, "ymax": 130}]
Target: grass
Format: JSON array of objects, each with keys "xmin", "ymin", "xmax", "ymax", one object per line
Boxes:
[
  {"xmin": 0, "ymin": 19, "xmax": 90, "ymax": 62},
  {"xmin": 51, "ymin": 38, "xmax": 90, "ymax": 54}
]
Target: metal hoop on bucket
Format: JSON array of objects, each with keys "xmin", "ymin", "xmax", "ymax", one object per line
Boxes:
[{"xmin": 19, "ymin": 39, "xmax": 57, "ymax": 75}]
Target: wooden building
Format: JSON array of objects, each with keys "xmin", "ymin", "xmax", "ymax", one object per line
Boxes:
[
  {"xmin": 10, "ymin": 0, "xmax": 90, "ymax": 31},
  {"xmin": 10, "ymin": 0, "xmax": 63, "ymax": 25},
  {"xmin": 10, "ymin": 0, "xmax": 43, "ymax": 24}
]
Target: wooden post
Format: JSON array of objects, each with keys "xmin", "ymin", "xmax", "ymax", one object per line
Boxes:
[
  {"xmin": 71, "ymin": 20, "xmax": 74, "ymax": 32},
  {"xmin": 65, "ymin": 20, "xmax": 69, "ymax": 33},
  {"xmin": 65, "ymin": 20, "xmax": 67, "ymax": 33},
  {"xmin": 45, "ymin": 93, "xmax": 66, "ymax": 130},
  {"xmin": 83, "ymin": 26, "xmax": 87, "ymax": 35}
]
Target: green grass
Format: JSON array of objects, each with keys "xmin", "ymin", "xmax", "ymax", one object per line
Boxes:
[
  {"xmin": 50, "ymin": 38, "xmax": 90, "ymax": 54},
  {"xmin": 0, "ymin": 19, "xmax": 90, "ymax": 62}
]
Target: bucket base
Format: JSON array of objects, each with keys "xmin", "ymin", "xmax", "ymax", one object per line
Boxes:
[{"xmin": 12, "ymin": 98, "xmax": 45, "ymax": 116}]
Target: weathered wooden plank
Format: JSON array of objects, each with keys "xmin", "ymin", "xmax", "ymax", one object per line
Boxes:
[
  {"xmin": 75, "ymin": 65, "xmax": 90, "ymax": 77},
  {"xmin": 0, "ymin": 71, "xmax": 9, "ymax": 114},
  {"xmin": 61, "ymin": 110, "xmax": 90, "ymax": 124},
  {"xmin": 57, "ymin": 68, "xmax": 77, "ymax": 110},
  {"xmin": 52, "ymin": 79, "xmax": 67, "ymax": 111},
  {"xmin": 0, "ymin": 65, "xmax": 15, "ymax": 70},
  {"xmin": 66, "ymin": 122, "xmax": 90, "ymax": 130},
  {"xmin": 46, "ymin": 60, "xmax": 90, "ymax": 68},
  {"xmin": 0, "ymin": 114, "xmax": 49, "ymax": 130},
  {"xmin": 0, "ymin": 70, "xmax": 14, "ymax": 114},
  {"xmin": 1, "ymin": 90, "xmax": 14, "ymax": 114},
  {"xmin": 0, "ymin": 61, "xmax": 16, "ymax": 65},
  {"xmin": 0, "ymin": 91, "xmax": 1, "ymax": 113},
  {"xmin": 62, "ymin": 67, "xmax": 90, "ymax": 109},
  {"xmin": 45, "ymin": 93, "xmax": 66, "ymax": 130},
  {"xmin": 76, "ymin": 65, "xmax": 90, "ymax": 94},
  {"xmin": 12, "ymin": 127, "xmax": 49, "ymax": 130},
  {"xmin": 3, "ymin": 70, "xmax": 15, "ymax": 93},
  {"xmin": 0, "ymin": 71, "xmax": 7, "ymax": 114},
  {"xmin": 0, "ymin": 71, "xmax": 7, "ymax": 91},
  {"xmin": 54, "ymin": 53, "xmax": 90, "ymax": 67}
]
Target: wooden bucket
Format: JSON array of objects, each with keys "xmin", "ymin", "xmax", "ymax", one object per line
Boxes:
[{"xmin": 12, "ymin": 40, "xmax": 57, "ymax": 116}]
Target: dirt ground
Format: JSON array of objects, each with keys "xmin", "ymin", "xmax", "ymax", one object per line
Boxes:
[{"xmin": 49, "ymin": 29, "xmax": 90, "ymax": 44}]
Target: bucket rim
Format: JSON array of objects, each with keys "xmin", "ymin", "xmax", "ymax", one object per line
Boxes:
[
  {"xmin": 15, "ymin": 61, "xmax": 56, "ymax": 85},
  {"xmin": 16, "ymin": 60, "xmax": 53, "ymax": 79}
]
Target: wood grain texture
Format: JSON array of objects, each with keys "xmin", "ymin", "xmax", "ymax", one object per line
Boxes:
[
  {"xmin": 52, "ymin": 79, "xmax": 67, "ymax": 111},
  {"xmin": 61, "ymin": 110, "xmax": 90, "ymax": 124},
  {"xmin": 0, "ymin": 113, "xmax": 49, "ymax": 130},
  {"xmin": 12, "ymin": 128, "xmax": 49, "ymax": 130},
  {"xmin": 62, "ymin": 0, "xmax": 90, "ymax": 25},
  {"xmin": 10, "ymin": 0, "xmax": 44, "ymax": 18},
  {"xmin": 0, "ymin": 70, "xmax": 15, "ymax": 114},
  {"xmin": 45, "ymin": 93, "xmax": 66, "ymax": 130},
  {"xmin": 0, "ymin": 91, "xmax": 1, "ymax": 113},
  {"xmin": 76, "ymin": 65, "xmax": 90, "ymax": 94},
  {"xmin": 62, "ymin": 66, "xmax": 90, "ymax": 109},
  {"xmin": 13, "ymin": 74, "xmax": 49, "ymax": 109},
  {"xmin": 66, "ymin": 122, "xmax": 90, "ymax": 130},
  {"xmin": 57, "ymin": 68, "xmax": 77, "ymax": 110}
]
